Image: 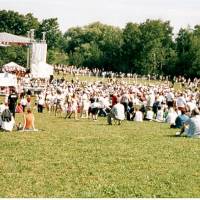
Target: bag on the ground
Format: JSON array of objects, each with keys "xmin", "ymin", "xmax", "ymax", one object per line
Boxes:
[{"xmin": 1, "ymin": 109, "xmax": 12, "ymax": 122}]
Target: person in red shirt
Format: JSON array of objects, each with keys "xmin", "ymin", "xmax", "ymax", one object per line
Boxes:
[
  {"xmin": 111, "ymin": 94, "xmax": 117, "ymax": 107},
  {"xmin": 16, "ymin": 103, "xmax": 23, "ymax": 113}
]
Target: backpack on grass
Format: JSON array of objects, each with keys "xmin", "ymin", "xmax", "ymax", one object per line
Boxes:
[{"xmin": 1, "ymin": 109, "xmax": 12, "ymax": 122}]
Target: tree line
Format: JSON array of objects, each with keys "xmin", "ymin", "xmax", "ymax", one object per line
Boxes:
[{"xmin": 0, "ymin": 10, "xmax": 200, "ymax": 77}]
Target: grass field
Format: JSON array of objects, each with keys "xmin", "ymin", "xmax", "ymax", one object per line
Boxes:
[
  {"xmin": 0, "ymin": 75, "xmax": 198, "ymax": 197},
  {"xmin": 0, "ymin": 110, "xmax": 200, "ymax": 197}
]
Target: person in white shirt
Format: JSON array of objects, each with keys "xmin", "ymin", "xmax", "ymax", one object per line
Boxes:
[
  {"xmin": 20, "ymin": 96, "xmax": 27, "ymax": 112},
  {"xmin": 134, "ymin": 108, "xmax": 143, "ymax": 122},
  {"xmin": 165, "ymin": 107, "xmax": 178, "ymax": 125},
  {"xmin": 80, "ymin": 91, "xmax": 89, "ymax": 118},
  {"xmin": 147, "ymin": 92, "xmax": 155, "ymax": 108},
  {"xmin": 155, "ymin": 106, "xmax": 164, "ymax": 122},
  {"xmin": 145, "ymin": 107, "xmax": 154, "ymax": 121},
  {"xmin": 176, "ymin": 92, "xmax": 187, "ymax": 111},
  {"xmin": 90, "ymin": 99, "xmax": 100, "ymax": 121},
  {"xmin": 38, "ymin": 94, "xmax": 45, "ymax": 113},
  {"xmin": 186, "ymin": 98, "xmax": 197, "ymax": 112},
  {"xmin": 107, "ymin": 100, "xmax": 125, "ymax": 125},
  {"xmin": 166, "ymin": 90, "xmax": 174, "ymax": 108}
]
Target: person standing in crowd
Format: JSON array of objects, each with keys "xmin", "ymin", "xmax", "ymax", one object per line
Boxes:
[
  {"xmin": 27, "ymin": 95, "xmax": 32, "ymax": 110},
  {"xmin": 166, "ymin": 89, "xmax": 174, "ymax": 108},
  {"xmin": 121, "ymin": 91, "xmax": 130, "ymax": 119},
  {"xmin": 38, "ymin": 94, "xmax": 45, "ymax": 113},
  {"xmin": 8, "ymin": 88, "xmax": 18, "ymax": 118},
  {"xmin": 15, "ymin": 103, "xmax": 23, "ymax": 113},
  {"xmin": 176, "ymin": 92, "xmax": 187, "ymax": 112},
  {"xmin": 20, "ymin": 95, "xmax": 27, "ymax": 112}
]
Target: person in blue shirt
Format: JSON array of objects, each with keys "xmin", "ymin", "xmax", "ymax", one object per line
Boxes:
[
  {"xmin": 171, "ymin": 109, "xmax": 189, "ymax": 128},
  {"xmin": 177, "ymin": 108, "xmax": 200, "ymax": 137}
]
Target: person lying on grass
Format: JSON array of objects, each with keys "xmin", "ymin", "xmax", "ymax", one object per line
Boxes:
[{"xmin": 176, "ymin": 108, "xmax": 200, "ymax": 138}]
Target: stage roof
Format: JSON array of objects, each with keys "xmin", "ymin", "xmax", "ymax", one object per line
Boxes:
[{"xmin": 0, "ymin": 32, "xmax": 31, "ymax": 45}]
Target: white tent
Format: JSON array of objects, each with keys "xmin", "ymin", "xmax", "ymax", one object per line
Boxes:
[
  {"xmin": 0, "ymin": 72, "xmax": 17, "ymax": 87},
  {"xmin": 3, "ymin": 62, "xmax": 26, "ymax": 72},
  {"xmin": 31, "ymin": 62, "xmax": 53, "ymax": 78}
]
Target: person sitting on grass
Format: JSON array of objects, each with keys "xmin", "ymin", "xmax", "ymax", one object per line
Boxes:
[
  {"xmin": 165, "ymin": 107, "xmax": 178, "ymax": 126},
  {"xmin": 171, "ymin": 109, "xmax": 189, "ymax": 129},
  {"xmin": 145, "ymin": 107, "xmax": 154, "ymax": 121},
  {"xmin": 0, "ymin": 110, "xmax": 15, "ymax": 132},
  {"xmin": 176, "ymin": 108, "xmax": 200, "ymax": 138},
  {"xmin": 134, "ymin": 107, "xmax": 143, "ymax": 122},
  {"xmin": 155, "ymin": 106, "xmax": 164, "ymax": 122},
  {"xmin": 21, "ymin": 109, "xmax": 37, "ymax": 131},
  {"xmin": 107, "ymin": 99, "xmax": 125, "ymax": 125}
]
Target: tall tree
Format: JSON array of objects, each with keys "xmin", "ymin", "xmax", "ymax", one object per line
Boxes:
[
  {"xmin": 36, "ymin": 18, "xmax": 62, "ymax": 50},
  {"xmin": 137, "ymin": 19, "xmax": 175, "ymax": 75},
  {"xmin": 175, "ymin": 28, "xmax": 193, "ymax": 76},
  {"xmin": 122, "ymin": 22, "xmax": 141, "ymax": 73}
]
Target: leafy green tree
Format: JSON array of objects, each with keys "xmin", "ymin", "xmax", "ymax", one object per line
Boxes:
[
  {"xmin": 175, "ymin": 28, "xmax": 193, "ymax": 76},
  {"xmin": 187, "ymin": 26, "xmax": 200, "ymax": 76},
  {"xmin": 36, "ymin": 18, "xmax": 62, "ymax": 50},
  {"xmin": 64, "ymin": 22, "xmax": 123, "ymax": 71},
  {"xmin": 0, "ymin": 10, "xmax": 39, "ymax": 36},
  {"xmin": 122, "ymin": 22, "xmax": 141, "ymax": 73},
  {"xmin": 0, "ymin": 45, "xmax": 27, "ymax": 66},
  {"xmin": 137, "ymin": 19, "xmax": 175, "ymax": 75}
]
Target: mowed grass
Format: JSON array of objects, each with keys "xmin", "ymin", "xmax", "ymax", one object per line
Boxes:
[{"xmin": 0, "ymin": 110, "xmax": 200, "ymax": 197}]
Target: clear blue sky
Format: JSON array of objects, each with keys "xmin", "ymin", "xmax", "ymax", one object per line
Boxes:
[{"xmin": 1, "ymin": 0, "xmax": 200, "ymax": 34}]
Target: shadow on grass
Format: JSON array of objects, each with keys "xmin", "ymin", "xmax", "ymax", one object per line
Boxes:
[{"xmin": 165, "ymin": 134, "xmax": 187, "ymax": 138}]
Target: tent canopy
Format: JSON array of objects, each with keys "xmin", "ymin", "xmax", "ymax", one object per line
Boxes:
[
  {"xmin": 0, "ymin": 32, "xmax": 31, "ymax": 45},
  {"xmin": 0, "ymin": 72, "xmax": 17, "ymax": 87},
  {"xmin": 3, "ymin": 62, "xmax": 26, "ymax": 72}
]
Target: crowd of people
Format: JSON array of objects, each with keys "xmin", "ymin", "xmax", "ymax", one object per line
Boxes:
[{"xmin": 0, "ymin": 68, "xmax": 200, "ymax": 137}]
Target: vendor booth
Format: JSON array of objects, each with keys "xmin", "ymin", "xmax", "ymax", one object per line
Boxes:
[{"xmin": 0, "ymin": 72, "xmax": 17, "ymax": 95}]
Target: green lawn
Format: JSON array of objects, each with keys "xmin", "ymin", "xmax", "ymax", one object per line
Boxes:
[{"xmin": 0, "ymin": 110, "xmax": 200, "ymax": 197}]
